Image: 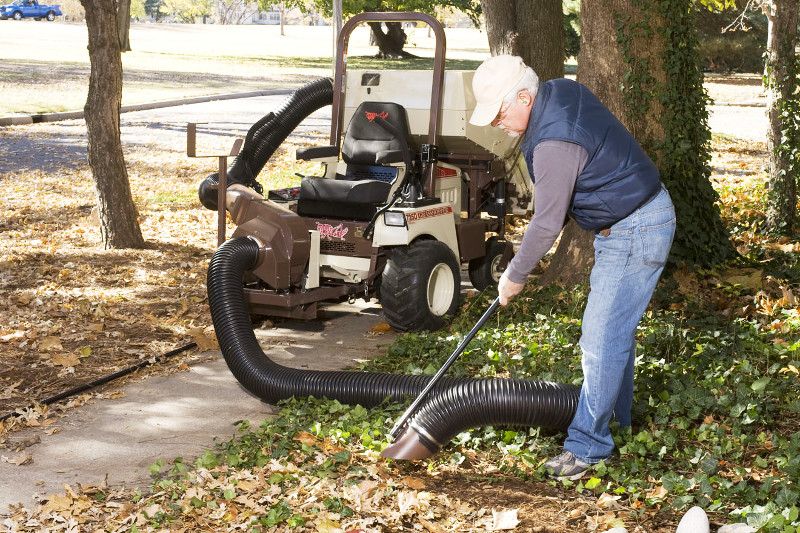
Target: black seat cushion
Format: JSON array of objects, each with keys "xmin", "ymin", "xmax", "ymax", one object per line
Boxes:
[{"xmin": 297, "ymin": 177, "xmax": 391, "ymax": 220}]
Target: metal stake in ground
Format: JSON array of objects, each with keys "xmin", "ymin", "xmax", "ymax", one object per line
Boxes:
[{"xmin": 388, "ymin": 296, "xmax": 501, "ymax": 442}]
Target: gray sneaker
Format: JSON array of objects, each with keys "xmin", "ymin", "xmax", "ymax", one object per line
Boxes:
[{"xmin": 544, "ymin": 450, "xmax": 591, "ymax": 480}]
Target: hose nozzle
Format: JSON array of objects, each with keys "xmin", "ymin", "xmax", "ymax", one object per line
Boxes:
[{"xmin": 381, "ymin": 425, "xmax": 439, "ymax": 460}]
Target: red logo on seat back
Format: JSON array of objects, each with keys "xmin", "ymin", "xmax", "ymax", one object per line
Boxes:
[{"xmin": 365, "ymin": 111, "xmax": 389, "ymax": 122}]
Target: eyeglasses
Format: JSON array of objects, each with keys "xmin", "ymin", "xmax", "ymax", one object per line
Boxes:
[{"xmin": 491, "ymin": 102, "xmax": 512, "ymax": 127}]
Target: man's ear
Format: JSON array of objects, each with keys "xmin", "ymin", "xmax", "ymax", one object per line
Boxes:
[{"xmin": 518, "ymin": 90, "xmax": 533, "ymax": 107}]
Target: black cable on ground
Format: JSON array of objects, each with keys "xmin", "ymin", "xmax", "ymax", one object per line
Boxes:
[{"xmin": 0, "ymin": 342, "xmax": 198, "ymax": 423}]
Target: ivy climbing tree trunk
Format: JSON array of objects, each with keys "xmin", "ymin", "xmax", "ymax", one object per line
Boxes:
[
  {"xmin": 763, "ymin": 0, "xmax": 799, "ymax": 235},
  {"xmin": 81, "ymin": 0, "xmax": 145, "ymax": 249},
  {"xmin": 480, "ymin": 0, "xmax": 564, "ymax": 81}
]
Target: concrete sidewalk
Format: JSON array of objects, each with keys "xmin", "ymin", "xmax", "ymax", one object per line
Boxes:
[{"xmin": 0, "ymin": 300, "xmax": 396, "ymax": 513}]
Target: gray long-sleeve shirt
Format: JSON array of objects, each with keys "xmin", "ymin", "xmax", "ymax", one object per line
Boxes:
[{"xmin": 504, "ymin": 140, "xmax": 588, "ymax": 284}]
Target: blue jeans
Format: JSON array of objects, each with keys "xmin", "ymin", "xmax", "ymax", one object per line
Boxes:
[{"xmin": 564, "ymin": 184, "xmax": 675, "ymax": 463}]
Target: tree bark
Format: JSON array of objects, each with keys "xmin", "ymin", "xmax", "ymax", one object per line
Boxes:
[
  {"xmin": 764, "ymin": 0, "xmax": 799, "ymax": 234},
  {"xmin": 81, "ymin": 0, "xmax": 145, "ymax": 249},
  {"xmin": 480, "ymin": 0, "xmax": 564, "ymax": 81}
]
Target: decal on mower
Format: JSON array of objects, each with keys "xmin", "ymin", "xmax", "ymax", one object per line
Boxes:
[
  {"xmin": 405, "ymin": 206, "xmax": 453, "ymax": 224},
  {"xmin": 316, "ymin": 222, "xmax": 349, "ymax": 241},
  {"xmin": 365, "ymin": 111, "xmax": 389, "ymax": 122}
]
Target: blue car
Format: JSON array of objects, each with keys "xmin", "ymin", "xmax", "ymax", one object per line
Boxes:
[{"xmin": 0, "ymin": 0, "xmax": 62, "ymax": 20}]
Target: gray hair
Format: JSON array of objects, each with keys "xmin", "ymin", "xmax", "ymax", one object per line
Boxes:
[{"xmin": 502, "ymin": 67, "xmax": 540, "ymax": 105}]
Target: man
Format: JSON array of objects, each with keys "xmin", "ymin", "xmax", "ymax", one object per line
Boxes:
[{"xmin": 469, "ymin": 55, "xmax": 676, "ymax": 480}]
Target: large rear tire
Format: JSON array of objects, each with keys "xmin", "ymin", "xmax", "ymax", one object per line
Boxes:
[
  {"xmin": 12, "ymin": 11, "xmax": 22, "ymax": 19},
  {"xmin": 46, "ymin": 10, "xmax": 56, "ymax": 20},
  {"xmin": 468, "ymin": 237, "xmax": 513, "ymax": 292},
  {"xmin": 381, "ymin": 240, "xmax": 460, "ymax": 332}
]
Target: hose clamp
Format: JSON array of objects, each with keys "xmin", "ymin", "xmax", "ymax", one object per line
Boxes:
[
  {"xmin": 246, "ymin": 235, "xmax": 266, "ymax": 249},
  {"xmin": 409, "ymin": 421, "xmax": 443, "ymax": 449}
]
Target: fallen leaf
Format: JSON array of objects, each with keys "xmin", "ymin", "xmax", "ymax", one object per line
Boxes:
[
  {"xmin": 317, "ymin": 519, "xmax": 343, "ymax": 533},
  {"xmin": 596, "ymin": 492, "xmax": 622, "ymax": 509},
  {"xmin": 294, "ymin": 430, "xmax": 319, "ymax": 447},
  {"xmin": 646, "ymin": 485, "xmax": 668, "ymax": 500},
  {"xmin": 491, "ymin": 508, "xmax": 520, "ymax": 530},
  {"xmin": 189, "ymin": 326, "xmax": 218, "ymax": 351},
  {"xmin": 40, "ymin": 336, "xmax": 63, "ymax": 351},
  {"xmin": 41, "ymin": 493, "xmax": 73, "ymax": 513},
  {"xmin": 369, "ymin": 322, "xmax": 392, "ymax": 334},
  {"xmin": 673, "ymin": 268, "xmax": 699, "ymax": 295},
  {"xmin": 723, "ymin": 267, "xmax": 763, "ymax": 290},
  {"xmin": 401, "ymin": 476, "xmax": 426, "ymax": 490},
  {"xmin": 0, "ymin": 379, "xmax": 23, "ymax": 400},
  {"xmin": 418, "ymin": 518, "xmax": 446, "ymax": 533},
  {"xmin": 52, "ymin": 353, "xmax": 80, "ymax": 367},
  {"xmin": 1, "ymin": 451, "xmax": 33, "ymax": 466},
  {"xmin": 397, "ymin": 490, "xmax": 420, "ymax": 515},
  {"xmin": 780, "ymin": 364, "xmax": 799, "ymax": 375}
]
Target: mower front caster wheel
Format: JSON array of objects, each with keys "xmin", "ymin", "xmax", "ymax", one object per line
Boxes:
[{"xmin": 468, "ymin": 237, "xmax": 513, "ymax": 292}]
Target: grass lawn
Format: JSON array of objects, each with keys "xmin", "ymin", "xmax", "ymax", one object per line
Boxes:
[{"xmin": 0, "ymin": 21, "xmax": 490, "ymax": 115}]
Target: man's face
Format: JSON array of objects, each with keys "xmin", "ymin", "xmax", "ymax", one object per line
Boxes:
[{"xmin": 491, "ymin": 91, "xmax": 533, "ymax": 137}]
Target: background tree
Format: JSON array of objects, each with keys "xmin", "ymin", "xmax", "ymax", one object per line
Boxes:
[
  {"xmin": 763, "ymin": 0, "xmax": 800, "ymax": 234},
  {"xmin": 161, "ymin": 0, "xmax": 213, "ymax": 22},
  {"xmin": 118, "ymin": 0, "xmax": 131, "ymax": 50},
  {"xmin": 480, "ymin": 0, "xmax": 564, "ymax": 80},
  {"xmin": 694, "ymin": 0, "xmax": 767, "ymax": 72},
  {"xmin": 215, "ymin": 0, "xmax": 259, "ymax": 24},
  {"xmin": 79, "ymin": 0, "xmax": 145, "ymax": 249},
  {"xmin": 144, "ymin": 0, "xmax": 163, "ymax": 19},
  {"xmin": 563, "ymin": 0, "xmax": 580, "ymax": 60},
  {"xmin": 130, "ymin": 0, "xmax": 146, "ymax": 19}
]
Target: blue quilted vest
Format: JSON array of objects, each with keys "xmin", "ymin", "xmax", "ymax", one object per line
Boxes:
[{"xmin": 519, "ymin": 78, "xmax": 661, "ymax": 231}]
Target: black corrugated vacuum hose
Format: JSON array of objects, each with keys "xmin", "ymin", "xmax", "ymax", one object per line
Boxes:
[
  {"xmin": 198, "ymin": 78, "xmax": 334, "ymax": 210},
  {"xmin": 207, "ymin": 237, "xmax": 580, "ymax": 459}
]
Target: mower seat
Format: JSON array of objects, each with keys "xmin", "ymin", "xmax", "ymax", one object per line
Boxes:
[{"xmin": 297, "ymin": 101, "xmax": 412, "ymax": 221}]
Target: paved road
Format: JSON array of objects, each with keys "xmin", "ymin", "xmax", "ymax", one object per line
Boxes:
[
  {"xmin": 1, "ymin": 92, "xmax": 333, "ymax": 174},
  {"xmin": 708, "ymin": 104, "xmax": 767, "ymax": 142}
]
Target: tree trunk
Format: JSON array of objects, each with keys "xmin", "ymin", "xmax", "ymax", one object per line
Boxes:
[
  {"xmin": 368, "ymin": 22, "xmax": 414, "ymax": 59},
  {"xmin": 81, "ymin": 0, "xmax": 145, "ymax": 249},
  {"xmin": 764, "ymin": 0, "xmax": 799, "ymax": 234},
  {"xmin": 538, "ymin": 221, "xmax": 595, "ymax": 286},
  {"xmin": 116, "ymin": 0, "xmax": 131, "ymax": 52},
  {"xmin": 480, "ymin": 0, "xmax": 564, "ymax": 81}
]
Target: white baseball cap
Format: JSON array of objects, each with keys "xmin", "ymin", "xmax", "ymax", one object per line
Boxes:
[{"xmin": 469, "ymin": 55, "xmax": 527, "ymax": 127}]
